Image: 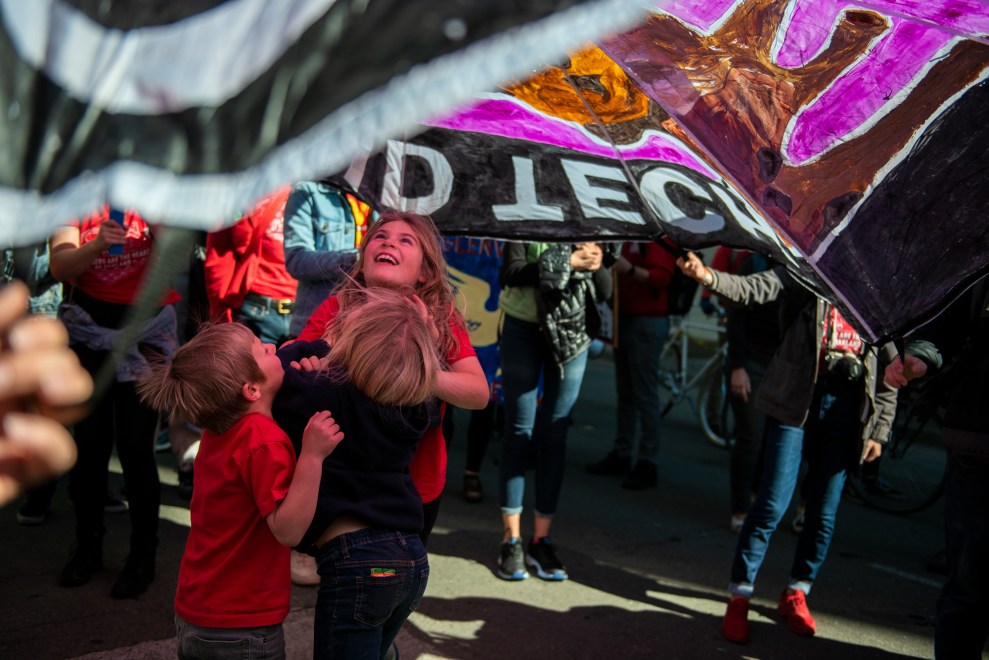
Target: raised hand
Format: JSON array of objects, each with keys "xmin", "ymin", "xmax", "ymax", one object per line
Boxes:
[{"xmin": 301, "ymin": 410, "xmax": 344, "ymax": 460}]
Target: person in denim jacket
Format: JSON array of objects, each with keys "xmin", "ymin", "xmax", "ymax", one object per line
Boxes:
[{"xmin": 283, "ymin": 179, "xmax": 375, "ymax": 338}]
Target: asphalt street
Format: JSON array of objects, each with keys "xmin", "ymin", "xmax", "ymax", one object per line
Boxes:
[{"xmin": 1, "ymin": 350, "xmax": 970, "ymax": 660}]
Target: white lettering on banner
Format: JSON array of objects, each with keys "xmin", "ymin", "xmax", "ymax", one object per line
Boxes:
[
  {"xmin": 492, "ymin": 156, "xmax": 564, "ymax": 222},
  {"xmin": 560, "ymin": 160, "xmax": 645, "ymax": 224},
  {"xmin": 639, "ymin": 166, "xmax": 801, "ymax": 260},
  {"xmin": 381, "ymin": 141, "xmax": 453, "ymax": 214},
  {"xmin": 639, "ymin": 167, "xmax": 725, "ymax": 233}
]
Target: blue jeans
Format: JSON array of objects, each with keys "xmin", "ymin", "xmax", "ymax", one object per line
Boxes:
[
  {"xmin": 499, "ymin": 314, "xmax": 588, "ymax": 517},
  {"xmin": 234, "ymin": 296, "xmax": 294, "ymax": 346},
  {"xmin": 613, "ymin": 315, "xmax": 669, "ymax": 465},
  {"xmin": 314, "ymin": 529, "xmax": 429, "ymax": 660},
  {"xmin": 935, "ymin": 450, "xmax": 989, "ymax": 659},
  {"xmin": 175, "ymin": 615, "xmax": 285, "ymax": 660},
  {"xmin": 730, "ymin": 380, "xmax": 860, "ymax": 597}
]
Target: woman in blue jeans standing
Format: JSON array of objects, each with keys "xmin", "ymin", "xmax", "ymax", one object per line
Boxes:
[
  {"xmin": 496, "ymin": 242, "xmax": 615, "ymax": 582},
  {"xmin": 678, "ymin": 251, "xmax": 897, "ymax": 645}
]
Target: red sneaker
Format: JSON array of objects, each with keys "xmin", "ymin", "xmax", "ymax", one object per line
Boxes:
[
  {"xmin": 721, "ymin": 597, "xmax": 750, "ymax": 644},
  {"xmin": 778, "ymin": 589, "xmax": 817, "ymax": 636}
]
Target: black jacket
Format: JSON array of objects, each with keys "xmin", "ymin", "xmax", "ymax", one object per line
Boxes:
[
  {"xmin": 273, "ymin": 340, "xmax": 441, "ymax": 553},
  {"xmin": 501, "ymin": 242, "xmax": 615, "ymax": 367}
]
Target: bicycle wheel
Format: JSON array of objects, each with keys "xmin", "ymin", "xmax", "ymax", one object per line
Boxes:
[
  {"xmin": 846, "ymin": 406, "xmax": 947, "ymax": 515},
  {"xmin": 697, "ymin": 366, "xmax": 733, "ymax": 449}
]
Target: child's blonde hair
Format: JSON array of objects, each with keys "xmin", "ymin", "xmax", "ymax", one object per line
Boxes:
[
  {"xmin": 322, "ymin": 287, "xmax": 442, "ymax": 407},
  {"xmin": 137, "ymin": 323, "xmax": 266, "ymax": 434}
]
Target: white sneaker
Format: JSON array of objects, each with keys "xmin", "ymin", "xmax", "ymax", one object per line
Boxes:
[{"xmin": 290, "ymin": 550, "xmax": 320, "ymax": 586}]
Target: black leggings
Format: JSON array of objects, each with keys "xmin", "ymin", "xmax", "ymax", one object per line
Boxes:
[{"xmin": 67, "ymin": 292, "xmax": 161, "ymax": 551}]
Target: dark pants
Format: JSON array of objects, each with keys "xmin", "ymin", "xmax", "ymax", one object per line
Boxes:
[
  {"xmin": 465, "ymin": 401, "xmax": 500, "ymax": 473},
  {"xmin": 935, "ymin": 450, "xmax": 989, "ymax": 659},
  {"xmin": 728, "ymin": 358, "xmax": 769, "ymax": 515},
  {"xmin": 66, "ymin": 290, "xmax": 161, "ymax": 552},
  {"xmin": 314, "ymin": 529, "xmax": 428, "ymax": 660},
  {"xmin": 70, "ymin": 342, "xmax": 161, "ymax": 550},
  {"xmin": 175, "ymin": 615, "xmax": 285, "ymax": 660}
]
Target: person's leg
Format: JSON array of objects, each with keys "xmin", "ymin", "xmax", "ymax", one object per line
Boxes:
[
  {"xmin": 722, "ymin": 417, "xmax": 804, "ymax": 644},
  {"xmin": 788, "ymin": 385, "xmax": 859, "ymax": 593},
  {"xmin": 588, "ymin": 322, "xmax": 633, "ymax": 475},
  {"xmin": 532, "ymin": 347, "xmax": 588, "ymax": 520},
  {"xmin": 729, "ymin": 418, "xmax": 805, "ymax": 596},
  {"xmin": 463, "ymin": 402, "xmax": 495, "ymax": 503},
  {"xmin": 612, "ymin": 320, "xmax": 635, "ymax": 460},
  {"xmin": 110, "ymin": 379, "xmax": 162, "ymax": 598},
  {"xmin": 728, "ymin": 358, "xmax": 768, "ymax": 524},
  {"xmin": 496, "ymin": 315, "xmax": 542, "ymax": 580},
  {"xmin": 621, "ymin": 315, "xmax": 669, "ymax": 489},
  {"xmin": 61, "ymin": 345, "xmax": 113, "ymax": 586},
  {"xmin": 498, "ymin": 316, "xmax": 542, "ymax": 525},
  {"xmin": 313, "ymin": 530, "xmax": 428, "ymax": 660},
  {"xmin": 524, "ymin": 348, "xmax": 587, "ymax": 581},
  {"xmin": 465, "ymin": 402, "xmax": 496, "ymax": 473},
  {"xmin": 935, "ymin": 451, "xmax": 989, "ymax": 659}
]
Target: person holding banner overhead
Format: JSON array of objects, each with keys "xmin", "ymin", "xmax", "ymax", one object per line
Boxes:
[{"xmin": 677, "ymin": 250, "xmax": 895, "ymax": 644}]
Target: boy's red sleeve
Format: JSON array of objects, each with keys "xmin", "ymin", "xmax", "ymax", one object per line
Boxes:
[{"xmin": 240, "ymin": 435, "xmax": 297, "ymax": 519}]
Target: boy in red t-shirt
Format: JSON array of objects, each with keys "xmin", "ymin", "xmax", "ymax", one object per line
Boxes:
[{"xmin": 138, "ymin": 323, "xmax": 342, "ymax": 659}]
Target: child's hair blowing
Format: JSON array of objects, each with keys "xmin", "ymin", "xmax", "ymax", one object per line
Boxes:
[
  {"xmin": 322, "ymin": 287, "xmax": 442, "ymax": 407},
  {"xmin": 137, "ymin": 323, "xmax": 266, "ymax": 434}
]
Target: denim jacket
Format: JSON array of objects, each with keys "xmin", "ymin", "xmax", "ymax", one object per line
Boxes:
[{"xmin": 283, "ymin": 182, "xmax": 372, "ymax": 336}]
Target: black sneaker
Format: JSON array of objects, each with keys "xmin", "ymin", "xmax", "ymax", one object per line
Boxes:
[
  {"xmin": 622, "ymin": 461, "xmax": 658, "ymax": 490},
  {"xmin": 497, "ymin": 538, "xmax": 529, "ymax": 581},
  {"xmin": 586, "ymin": 450, "xmax": 631, "ymax": 476},
  {"xmin": 463, "ymin": 473, "xmax": 483, "ymax": 504},
  {"xmin": 16, "ymin": 499, "xmax": 48, "ymax": 526},
  {"xmin": 59, "ymin": 534, "xmax": 104, "ymax": 587},
  {"xmin": 525, "ymin": 537, "xmax": 568, "ymax": 581},
  {"xmin": 111, "ymin": 541, "xmax": 157, "ymax": 599}
]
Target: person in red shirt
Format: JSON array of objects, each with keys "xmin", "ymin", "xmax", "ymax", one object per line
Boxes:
[
  {"xmin": 204, "ymin": 186, "xmax": 298, "ymax": 345},
  {"xmin": 50, "ymin": 205, "xmax": 181, "ymax": 598},
  {"xmin": 138, "ymin": 322, "xmax": 342, "ymax": 659},
  {"xmin": 298, "ymin": 211, "xmax": 489, "ymax": 543}
]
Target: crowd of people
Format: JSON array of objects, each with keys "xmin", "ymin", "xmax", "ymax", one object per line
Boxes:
[{"xmin": 1, "ymin": 182, "xmax": 984, "ymax": 659}]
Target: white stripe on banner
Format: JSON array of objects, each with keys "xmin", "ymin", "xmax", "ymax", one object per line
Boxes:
[
  {"xmin": 0, "ymin": 0, "xmax": 649, "ymax": 244},
  {"xmin": 1, "ymin": 0, "xmax": 337, "ymax": 113}
]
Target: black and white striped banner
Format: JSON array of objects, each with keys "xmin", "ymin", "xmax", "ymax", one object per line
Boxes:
[{"xmin": 0, "ymin": 0, "xmax": 646, "ymax": 244}]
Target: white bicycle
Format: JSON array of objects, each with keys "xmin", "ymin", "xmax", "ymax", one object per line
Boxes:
[{"xmin": 658, "ymin": 316, "xmax": 733, "ymax": 448}]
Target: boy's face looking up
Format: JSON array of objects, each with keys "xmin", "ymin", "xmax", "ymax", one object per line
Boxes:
[{"xmin": 250, "ymin": 336, "xmax": 284, "ymax": 394}]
